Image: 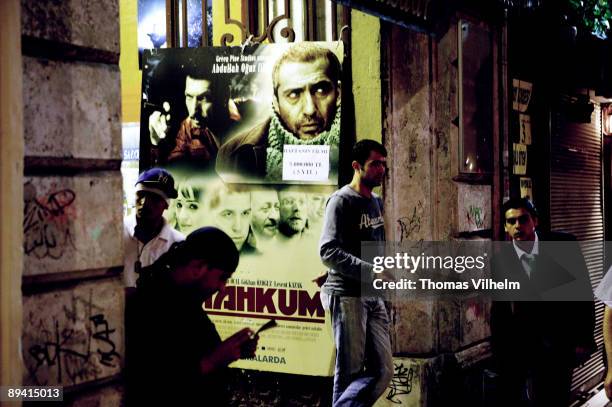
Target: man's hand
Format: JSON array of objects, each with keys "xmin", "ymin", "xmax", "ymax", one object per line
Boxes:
[
  {"xmin": 200, "ymin": 328, "xmax": 256, "ymax": 374},
  {"xmin": 312, "ymin": 271, "xmax": 328, "ymax": 287},
  {"xmin": 148, "ymin": 101, "xmax": 171, "ymax": 146}
]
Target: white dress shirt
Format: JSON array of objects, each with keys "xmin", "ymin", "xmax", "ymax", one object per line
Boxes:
[{"xmin": 123, "ymin": 215, "xmax": 185, "ymax": 287}]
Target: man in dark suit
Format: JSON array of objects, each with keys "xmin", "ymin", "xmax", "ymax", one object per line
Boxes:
[{"xmin": 491, "ymin": 198, "xmax": 595, "ymax": 406}]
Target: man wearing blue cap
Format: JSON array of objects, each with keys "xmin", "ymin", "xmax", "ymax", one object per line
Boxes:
[{"xmin": 123, "ymin": 168, "xmax": 185, "ymax": 287}]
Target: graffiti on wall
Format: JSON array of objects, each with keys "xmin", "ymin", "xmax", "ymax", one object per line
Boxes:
[
  {"xmin": 24, "ymin": 288, "xmax": 121, "ymax": 386},
  {"xmin": 23, "ymin": 184, "xmax": 76, "ymax": 259},
  {"xmin": 397, "ymin": 202, "xmax": 423, "ymax": 242},
  {"xmin": 385, "ymin": 362, "xmax": 415, "ymax": 404},
  {"xmin": 466, "ymin": 205, "xmax": 484, "ymax": 229}
]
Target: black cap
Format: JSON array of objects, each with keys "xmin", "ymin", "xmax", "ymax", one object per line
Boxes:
[{"xmin": 183, "ymin": 227, "xmax": 240, "ymax": 273}]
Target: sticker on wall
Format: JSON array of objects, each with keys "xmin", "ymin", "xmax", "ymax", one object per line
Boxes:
[
  {"xmin": 513, "ymin": 143, "xmax": 527, "ymax": 175},
  {"xmin": 519, "ymin": 114, "xmax": 532, "ymax": 145},
  {"xmin": 512, "ymin": 79, "xmax": 533, "ymax": 112},
  {"xmin": 520, "ymin": 177, "xmax": 533, "ymax": 201}
]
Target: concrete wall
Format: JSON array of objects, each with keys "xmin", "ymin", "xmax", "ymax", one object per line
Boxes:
[
  {"xmin": 381, "ymin": 20, "xmax": 495, "ymax": 403},
  {"xmin": 20, "ymin": 0, "xmax": 124, "ymax": 404}
]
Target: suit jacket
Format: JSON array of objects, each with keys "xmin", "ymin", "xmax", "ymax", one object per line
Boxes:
[{"xmin": 490, "ymin": 231, "xmax": 595, "ymax": 370}]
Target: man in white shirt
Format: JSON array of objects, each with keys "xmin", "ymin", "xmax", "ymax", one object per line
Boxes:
[{"xmin": 124, "ymin": 168, "xmax": 185, "ymax": 287}]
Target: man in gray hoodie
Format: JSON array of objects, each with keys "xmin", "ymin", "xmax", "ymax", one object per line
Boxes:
[{"xmin": 319, "ymin": 139, "xmax": 393, "ymax": 406}]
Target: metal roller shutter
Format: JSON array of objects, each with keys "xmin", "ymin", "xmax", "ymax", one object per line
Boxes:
[{"xmin": 550, "ymin": 101, "xmax": 604, "ymax": 395}]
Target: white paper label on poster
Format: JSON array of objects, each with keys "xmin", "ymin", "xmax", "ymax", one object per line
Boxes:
[
  {"xmin": 512, "ymin": 79, "xmax": 533, "ymax": 112},
  {"xmin": 520, "ymin": 177, "xmax": 533, "ymax": 200},
  {"xmin": 519, "ymin": 114, "xmax": 532, "ymax": 145},
  {"xmin": 282, "ymin": 145, "xmax": 330, "ymax": 181},
  {"xmin": 513, "ymin": 143, "xmax": 527, "ymax": 175}
]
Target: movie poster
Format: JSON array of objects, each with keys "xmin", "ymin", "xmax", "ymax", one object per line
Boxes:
[{"xmin": 140, "ymin": 42, "xmax": 345, "ymax": 375}]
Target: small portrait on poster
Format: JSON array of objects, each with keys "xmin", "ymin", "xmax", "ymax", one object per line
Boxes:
[
  {"xmin": 274, "ymin": 185, "xmax": 333, "ymax": 243},
  {"xmin": 249, "ymin": 186, "xmax": 281, "ymax": 253}
]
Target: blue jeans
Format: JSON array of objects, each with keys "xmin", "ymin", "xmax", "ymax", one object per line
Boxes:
[{"xmin": 322, "ymin": 293, "xmax": 394, "ymax": 407}]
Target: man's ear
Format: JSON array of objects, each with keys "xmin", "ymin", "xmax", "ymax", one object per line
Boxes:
[{"xmin": 351, "ymin": 160, "xmax": 361, "ymax": 171}]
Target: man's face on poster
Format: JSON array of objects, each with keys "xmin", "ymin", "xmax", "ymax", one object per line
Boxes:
[
  {"xmin": 251, "ymin": 190, "xmax": 280, "ymax": 238},
  {"xmin": 210, "ymin": 191, "xmax": 252, "ymax": 250},
  {"xmin": 279, "ymin": 190, "xmax": 308, "ymax": 235},
  {"xmin": 274, "ymin": 57, "xmax": 340, "ymax": 141},
  {"xmin": 307, "ymin": 193, "xmax": 327, "ymax": 223},
  {"xmin": 185, "ymin": 75, "xmax": 213, "ymax": 129}
]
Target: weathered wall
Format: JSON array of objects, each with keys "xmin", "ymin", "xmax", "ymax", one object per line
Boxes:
[
  {"xmin": 382, "ymin": 18, "xmax": 493, "ymax": 382},
  {"xmin": 21, "ymin": 0, "xmax": 124, "ymax": 404}
]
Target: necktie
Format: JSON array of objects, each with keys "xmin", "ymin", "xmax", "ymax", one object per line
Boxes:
[{"xmin": 521, "ymin": 253, "xmax": 537, "ymax": 278}]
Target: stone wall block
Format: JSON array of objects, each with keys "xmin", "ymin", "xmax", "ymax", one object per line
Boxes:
[
  {"xmin": 21, "ymin": 0, "xmax": 120, "ymax": 53},
  {"xmin": 23, "ymin": 57, "xmax": 121, "ymax": 159},
  {"xmin": 457, "ymin": 184, "xmax": 492, "ymax": 232},
  {"xmin": 23, "ymin": 172, "xmax": 124, "ymax": 275},
  {"xmin": 386, "ymin": 28, "xmax": 433, "ymax": 242},
  {"xmin": 437, "ymin": 299, "xmax": 461, "ymax": 352},
  {"xmin": 22, "ymin": 278, "xmax": 124, "ymax": 387},
  {"xmin": 374, "ymin": 356, "xmax": 445, "ymax": 407},
  {"xmin": 460, "ymin": 295, "xmax": 491, "ymax": 347},
  {"xmin": 392, "ymin": 301, "xmax": 437, "ymax": 354}
]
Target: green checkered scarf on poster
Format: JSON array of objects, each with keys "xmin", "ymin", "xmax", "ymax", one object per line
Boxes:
[{"xmin": 265, "ymin": 106, "xmax": 341, "ymax": 182}]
